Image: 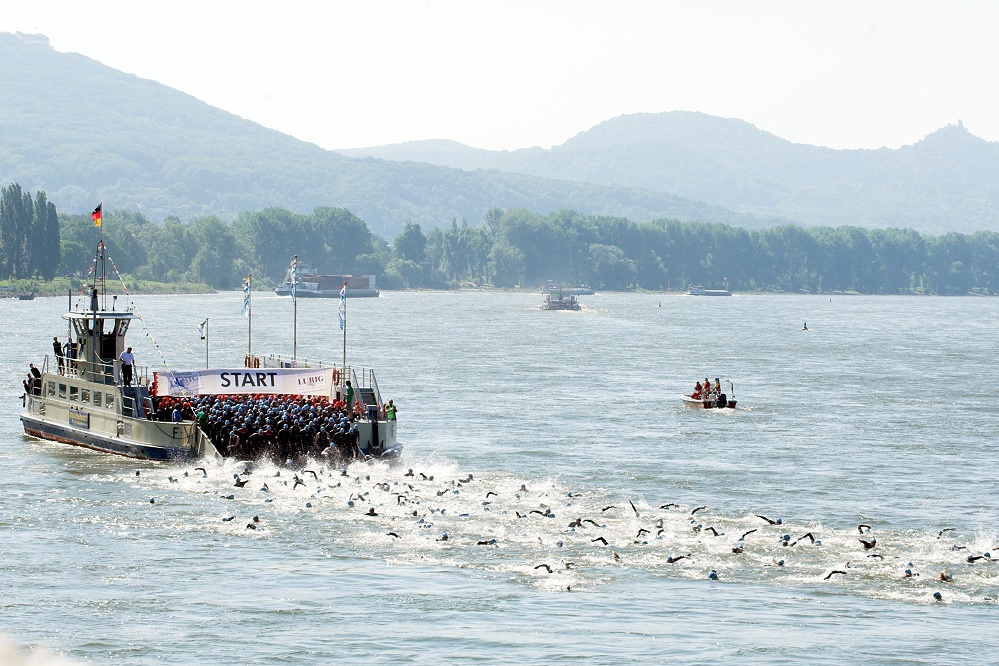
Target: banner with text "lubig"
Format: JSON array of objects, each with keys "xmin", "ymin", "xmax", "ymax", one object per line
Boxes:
[{"xmin": 154, "ymin": 368, "xmax": 335, "ymax": 397}]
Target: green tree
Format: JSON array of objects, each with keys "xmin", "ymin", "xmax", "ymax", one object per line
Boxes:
[{"xmin": 394, "ymin": 221, "xmax": 427, "ymax": 264}]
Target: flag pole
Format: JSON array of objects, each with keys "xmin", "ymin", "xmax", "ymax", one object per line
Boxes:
[
  {"xmin": 246, "ymin": 273, "xmax": 252, "ymax": 364},
  {"xmin": 292, "ymin": 255, "xmax": 298, "ymax": 364},
  {"xmin": 341, "ymin": 281, "xmax": 347, "ymax": 377}
]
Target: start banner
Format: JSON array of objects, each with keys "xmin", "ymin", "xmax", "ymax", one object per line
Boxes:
[{"xmin": 154, "ymin": 368, "xmax": 336, "ymax": 397}]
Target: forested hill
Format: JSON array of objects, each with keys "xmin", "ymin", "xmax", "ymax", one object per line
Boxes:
[
  {"xmin": 0, "ymin": 32, "xmax": 766, "ymax": 240},
  {"xmin": 338, "ymin": 112, "xmax": 999, "ymax": 236}
]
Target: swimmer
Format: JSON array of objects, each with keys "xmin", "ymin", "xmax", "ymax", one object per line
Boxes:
[
  {"xmin": 629, "ymin": 499, "xmax": 640, "ymax": 517},
  {"xmin": 194, "ymin": 467, "xmax": 207, "ymax": 477},
  {"xmin": 937, "ymin": 527, "xmax": 955, "ymax": 538},
  {"xmin": 535, "ymin": 564, "xmax": 553, "ymax": 573},
  {"xmin": 691, "ymin": 505, "xmax": 707, "ymax": 515},
  {"xmin": 823, "ymin": 570, "xmax": 847, "ymax": 580},
  {"xmin": 601, "ymin": 505, "xmax": 618, "ymax": 512},
  {"xmin": 568, "ymin": 518, "xmax": 583, "ymax": 528},
  {"xmin": 222, "ymin": 515, "xmax": 235, "ymax": 522},
  {"xmin": 477, "ymin": 539, "xmax": 497, "ymax": 545},
  {"xmin": 436, "ymin": 534, "xmax": 448, "ymax": 541},
  {"xmin": 583, "ymin": 519, "xmax": 601, "ymax": 527},
  {"xmin": 404, "ymin": 469, "xmax": 414, "ymax": 477},
  {"xmin": 939, "ymin": 571, "xmax": 953, "ymax": 582},
  {"xmin": 705, "ymin": 527, "xmax": 721, "ymax": 536},
  {"xmin": 302, "ymin": 469, "xmax": 318, "ymax": 479},
  {"xmin": 790, "ymin": 532, "xmax": 816, "ymax": 546},
  {"xmin": 636, "ymin": 528, "xmax": 650, "ymax": 537},
  {"xmin": 485, "ymin": 491, "xmax": 498, "ymax": 498},
  {"xmin": 756, "ymin": 515, "xmax": 781, "ymax": 525},
  {"xmin": 591, "ymin": 537, "xmax": 609, "ymax": 545},
  {"xmin": 732, "ymin": 546, "xmax": 744, "ymax": 554},
  {"xmin": 859, "ymin": 538, "xmax": 877, "ymax": 549},
  {"xmin": 966, "ymin": 554, "xmax": 988, "ymax": 563},
  {"xmin": 933, "ymin": 592, "xmax": 943, "ymax": 601},
  {"xmin": 708, "ymin": 570, "xmax": 718, "ymax": 580},
  {"xmin": 665, "ymin": 555, "xmax": 688, "ymax": 564},
  {"xmin": 740, "ymin": 529, "xmax": 758, "ymax": 540},
  {"xmin": 613, "ymin": 552, "xmax": 622, "ymax": 562},
  {"xmin": 858, "ymin": 524, "xmax": 872, "ymax": 534},
  {"xmin": 660, "ymin": 503, "xmax": 678, "ymax": 510},
  {"xmin": 234, "ymin": 478, "xmax": 248, "ymax": 487},
  {"xmin": 366, "ymin": 508, "xmax": 378, "ymax": 516},
  {"xmin": 293, "ymin": 476, "xmax": 306, "ymax": 490}
]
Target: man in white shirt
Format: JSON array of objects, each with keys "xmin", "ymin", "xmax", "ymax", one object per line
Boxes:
[{"xmin": 119, "ymin": 347, "xmax": 135, "ymax": 386}]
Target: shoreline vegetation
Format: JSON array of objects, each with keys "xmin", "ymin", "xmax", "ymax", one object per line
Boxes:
[
  {"xmin": 0, "ymin": 276, "xmax": 215, "ymax": 298},
  {"xmin": 5, "ymin": 181, "xmax": 999, "ymax": 297},
  {"xmin": 2, "ymin": 277, "xmax": 991, "ymax": 298}
]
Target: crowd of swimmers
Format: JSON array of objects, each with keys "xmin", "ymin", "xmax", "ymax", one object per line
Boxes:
[{"xmin": 150, "ymin": 392, "xmax": 367, "ymax": 465}]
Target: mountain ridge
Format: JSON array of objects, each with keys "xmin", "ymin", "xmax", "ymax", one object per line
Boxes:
[{"xmin": 3, "ymin": 32, "xmax": 996, "ymax": 237}]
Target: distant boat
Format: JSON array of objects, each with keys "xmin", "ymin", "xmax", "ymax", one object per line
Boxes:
[
  {"xmin": 541, "ymin": 281, "xmax": 593, "ymax": 296},
  {"xmin": 16, "ymin": 293, "xmax": 35, "ymax": 300},
  {"xmin": 687, "ymin": 284, "xmax": 732, "ymax": 296},
  {"xmin": 275, "ymin": 268, "xmax": 379, "ymax": 298},
  {"xmin": 540, "ymin": 289, "xmax": 581, "ymax": 311}
]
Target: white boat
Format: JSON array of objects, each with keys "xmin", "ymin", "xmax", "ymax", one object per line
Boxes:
[
  {"xmin": 681, "ymin": 379, "xmax": 737, "ymax": 409},
  {"xmin": 687, "ymin": 284, "xmax": 732, "ymax": 296},
  {"xmin": 21, "ymin": 242, "xmax": 400, "ymax": 462}
]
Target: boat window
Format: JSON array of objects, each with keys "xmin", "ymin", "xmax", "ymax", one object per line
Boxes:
[
  {"xmin": 94, "ymin": 391, "xmax": 102, "ymax": 408},
  {"xmin": 46, "ymin": 381, "xmax": 56, "ymax": 397},
  {"xmin": 58, "ymin": 383, "xmax": 67, "ymax": 399},
  {"xmin": 81, "ymin": 389, "xmax": 90, "ymax": 404},
  {"xmin": 106, "ymin": 393, "xmax": 115, "ymax": 410},
  {"xmin": 69, "ymin": 386, "xmax": 79, "ymax": 401}
]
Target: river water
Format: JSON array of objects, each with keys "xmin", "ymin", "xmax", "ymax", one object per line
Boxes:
[{"xmin": 1, "ymin": 290, "xmax": 996, "ymax": 664}]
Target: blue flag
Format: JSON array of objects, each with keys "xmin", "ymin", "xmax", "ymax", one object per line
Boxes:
[
  {"xmin": 241, "ymin": 277, "xmax": 250, "ymax": 318},
  {"xmin": 290, "ymin": 259, "xmax": 297, "ymax": 303},
  {"xmin": 338, "ymin": 282, "xmax": 346, "ymax": 330}
]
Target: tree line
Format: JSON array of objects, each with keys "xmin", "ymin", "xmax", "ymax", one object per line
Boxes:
[
  {"xmin": 4, "ymin": 183, "xmax": 999, "ymax": 295},
  {"xmin": 0, "ymin": 184, "xmax": 60, "ymax": 280}
]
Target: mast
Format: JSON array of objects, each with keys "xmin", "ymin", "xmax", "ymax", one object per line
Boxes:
[
  {"xmin": 292, "ymin": 255, "xmax": 298, "ymax": 363},
  {"xmin": 340, "ymin": 281, "xmax": 347, "ymax": 376},
  {"xmin": 243, "ymin": 273, "xmax": 252, "ymax": 363}
]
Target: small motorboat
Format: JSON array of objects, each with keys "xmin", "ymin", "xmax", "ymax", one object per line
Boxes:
[{"xmin": 681, "ymin": 379, "xmax": 737, "ymax": 409}]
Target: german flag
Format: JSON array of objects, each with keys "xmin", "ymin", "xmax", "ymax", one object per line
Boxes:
[{"xmin": 91, "ymin": 203, "xmax": 102, "ymax": 227}]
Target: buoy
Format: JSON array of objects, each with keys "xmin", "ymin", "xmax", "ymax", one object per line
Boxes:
[{"xmin": 802, "ymin": 322, "xmax": 808, "ymax": 330}]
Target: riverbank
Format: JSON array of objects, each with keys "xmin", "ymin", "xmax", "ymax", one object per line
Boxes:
[{"xmin": 0, "ymin": 276, "xmax": 215, "ymax": 297}]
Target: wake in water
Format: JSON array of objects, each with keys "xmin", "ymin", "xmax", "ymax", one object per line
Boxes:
[{"xmin": 127, "ymin": 455, "xmax": 998, "ymax": 605}]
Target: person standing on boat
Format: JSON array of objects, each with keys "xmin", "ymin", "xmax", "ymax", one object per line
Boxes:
[
  {"xmin": 385, "ymin": 400, "xmax": 397, "ymax": 421},
  {"xmin": 119, "ymin": 347, "xmax": 135, "ymax": 386},
  {"xmin": 29, "ymin": 363, "xmax": 42, "ymax": 395},
  {"xmin": 63, "ymin": 340, "xmax": 77, "ymax": 376},
  {"xmin": 53, "ymin": 336, "xmax": 64, "ymax": 375},
  {"xmin": 344, "ymin": 380, "xmax": 355, "ymax": 412}
]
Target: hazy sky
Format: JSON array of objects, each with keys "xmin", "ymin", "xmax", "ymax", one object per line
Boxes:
[{"xmin": 3, "ymin": 1, "xmax": 997, "ymax": 151}]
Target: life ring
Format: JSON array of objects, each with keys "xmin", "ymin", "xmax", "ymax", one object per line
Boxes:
[
  {"xmin": 253, "ymin": 357, "xmax": 260, "ymax": 368},
  {"xmin": 245, "ymin": 354, "xmax": 251, "ymax": 368}
]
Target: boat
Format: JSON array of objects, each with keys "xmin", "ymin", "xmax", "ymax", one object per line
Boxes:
[
  {"xmin": 275, "ymin": 268, "xmax": 379, "ymax": 298},
  {"xmin": 16, "ymin": 292, "xmax": 35, "ymax": 300},
  {"xmin": 540, "ymin": 289, "xmax": 581, "ymax": 311},
  {"xmin": 541, "ymin": 281, "xmax": 593, "ymax": 296},
  {"xmin": 687, "ymin": 284, "xmax": 732, "ymax": 296},
  {"xmin": 681, "ymin": 379, "xmax": 737, "ymax": 409},
  {"xmin": 20, "ymin": 242, "xmax": 400, "ymax": 462}
]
